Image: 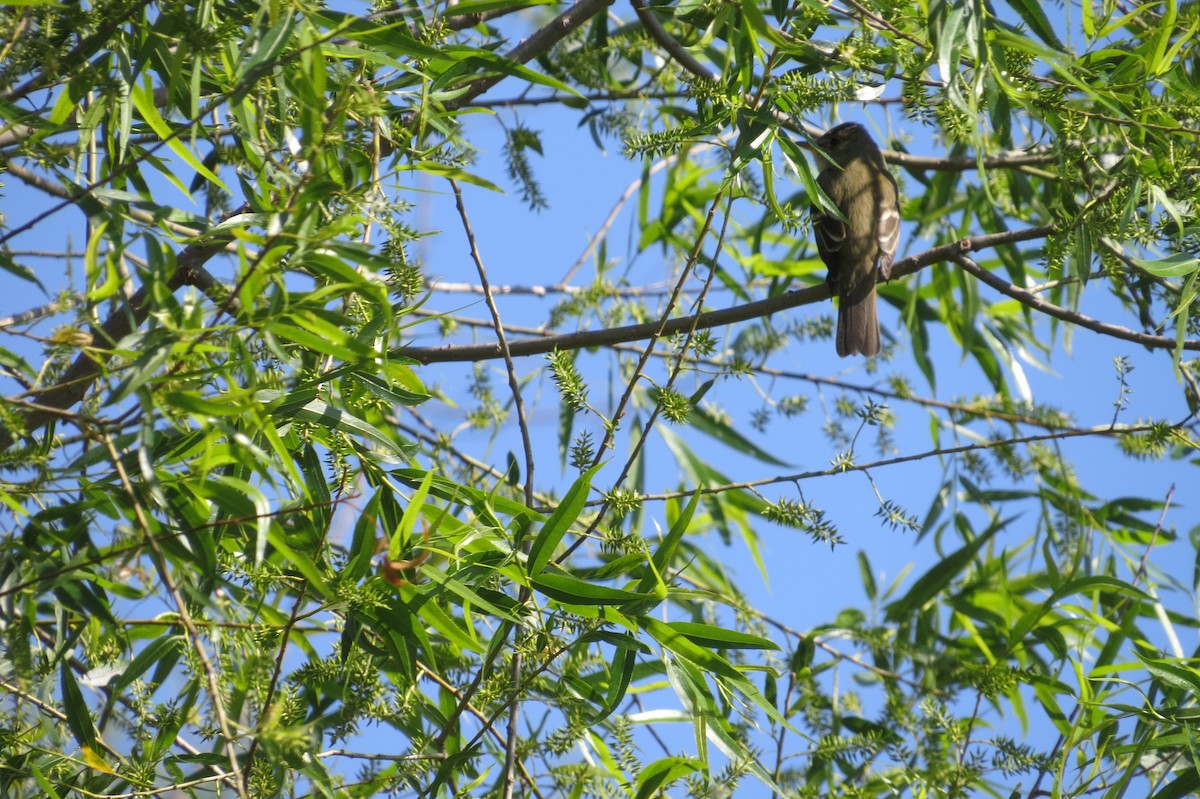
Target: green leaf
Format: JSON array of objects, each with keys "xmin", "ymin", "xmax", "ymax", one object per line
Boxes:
[
  {"xmin": 662, "ymin": 621, "xmax": 779, "ymax": 651},
  {"xmin": 130, "ymin": 78, "xmax": 229, "ymax": 193},
  {"xmin": 635, "ymin": 757, "xmax": 706, "ymax": 799},
  {"xmin": 532, "ymin": 572, "xmax": 660, "ymax": 606},
  {"xmin": 443, "ymin": 0, "xmax": 553, "ymax": 15},
  {"xmin": 526, "ymin": 462, "xmax": 603, "ymax": 576},
  {"xmin": 391, "ymin": 468, "xmax": 542, "ymax": 521},
  {"xmin": 596, "ymin": 645, "xmax": 637, "ymax": 722},
  {"xmin": 1008, "ymin": 576, "xmax": 1151, "ymax": 648},
  {"xmin": 641, "ymin": 617, "xmax": 792, "ymax": 730},
  {"xmin": 684, "ymin": 397, "xmax": 791, "ymax": 467},
  {"xmin": 239, "ymin": 14, "xmax": 299, "ymax": 82},
  {"xmin": 637, "ymin": 489, "xmax": 700, "ymax": 595},
  {"xmin": 431, "ymin": 48, "xmax": 585, "ymax": 99},
  {"xmin": 884, "ymin": 516, "xmax": 1010, "ymax": 621},
  {"xmin": 1005, "ymin": 0, "xmax": 1064, "ymax": 49},
  {"xmin": 110, "ymin": 342, "xmax": 174, "ymax": 404},
  {"xmin": 60, "ymin": 663, "xmax": 99, "ymax": 751},
  {"xmin": 270, "ymin": 391, "xmax": 409, "ymax": 457},
  {"xmin": 1149, "ymin": 767, "xmax": 1200, "ymax": 799},
  {"xmin": 392, "ymin": 470, "xmax": 435, "ymax": 558},
  {"xmin": 1132, "ymin": 252, "xmax": 1200, "ymax": 277},
  {"xmin": 353, "ymin": 371, "xmax": 431, "ymax": 406},
  {"xmin": 420, "ymin": 565, "xmax": 524, "ymax": 622},
  {"xmin": 106, "ymin": 635, "xmax": 184, "ymax": 710},
  {"xmin": 1136, "ymin": 652, "xmax": 1200, "ymax": 695},
  {"xmin": 267, "ymin": 529, "xmax": 332, "ymax": 597},
  {"xmin": 269, "ymin": 320, "xmax": 367, "ymax": 362},
  {"xmin": 407, "ymin": 160, "xmax": 505, "ymax": 192}
]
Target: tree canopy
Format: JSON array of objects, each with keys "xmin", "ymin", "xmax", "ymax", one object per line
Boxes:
[{"xmin": 1, "ymin": 0, "xmax": 1199, "ymax": 797}]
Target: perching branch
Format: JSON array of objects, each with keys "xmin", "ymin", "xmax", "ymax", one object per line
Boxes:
[{"xmin": 400, "ymin": 225, "xmax": 1058, "ymax": 364}]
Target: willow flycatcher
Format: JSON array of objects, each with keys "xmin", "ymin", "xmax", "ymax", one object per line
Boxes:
[{"xmin": 811, "ymin": 122, "xmax": 900, "ymax": 357}]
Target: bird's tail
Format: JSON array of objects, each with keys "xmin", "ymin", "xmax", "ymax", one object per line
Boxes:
[{"xmin": 836, "ymin": 286, "xmax": 880, "ymax": 357}]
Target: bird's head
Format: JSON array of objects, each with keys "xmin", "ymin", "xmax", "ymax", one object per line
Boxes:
[{"xmin": 813, "ymin": 122, "xmax": 878, "ymax": 168}]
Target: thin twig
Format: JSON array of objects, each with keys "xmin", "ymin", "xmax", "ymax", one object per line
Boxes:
[
  {"xmin": 558, "ymin": 147, "xmax": 695, "ymax": 287},
  {"xmin": 448, "ymin": 178, "xmax": 535, "ymax": 799},
  {"xmin": 318, "ymin": 749, "xmax": 448, "ymax": 762},
  {"xmin": 595, "ymin": 193, "xmax": 735, "ymax": 528},
  {"xmin": 553, "ymin": 188, "xmax": 727, "ymax": 564},
  {"xmin": 603, "ymin": 421, "xmax": 1163, "ymax": 506},
  {"xmin": 593, "ymin": 187, "xmax": 726, "ymax": 463},
  {"xmin": 97, "ymin": 431, "xmax": 248, "ymax": 799}
]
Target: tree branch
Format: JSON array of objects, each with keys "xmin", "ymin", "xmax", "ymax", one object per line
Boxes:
[
  {"xmin": 444, "ymin": 0, "xmax": 614, "ymax": 110},
  {"xmin": 952, "ymin": 254, "xmax": 1200, "ymax": 352},
  {"xmin": 400, "ymin": 226, "xmax": 1057, "ymax": 364},
  {"xmin": 630, "ymin": 0, "xmax": 716, "ymax": 81},
  {"xmin": 0, "ymin": 237, "xmax": 235, "ymax": 453},
  {"xmin": 883, "ymin": 149, "xmax": 1058, "ymax": 171},
  {"xmin": 617, "ymin": 420, "xmax": 1163, "ymax": 505}
]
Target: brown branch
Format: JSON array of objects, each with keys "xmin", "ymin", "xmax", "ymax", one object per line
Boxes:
[
  {"xmin": 630, "ymin": 0, "xmax": 716, "ymax": 81},
  {"xmin": 427, "ymin": 279, "xmax": 687, "ymax": 297},
  {"xmin": 400, "ymin": 225, "xmax": 1056, "ymax": 364},
  {"xmin": 952, "ymin": 254, "xmax": 1200, "ymax": 352},
  {"xmin": 469, "ymin": 88, "xmax": 689, "ymax": 108},
  {"xmin": 883, "ymin": 149, "xmax": 1058, "ymax": 171},
  {"xmin": 0, "ymin": 236, "xmax": 235, "ymax": 453},
  {"xmin": 408, "ymin": 307, "xmax": 1089, "ymax": 431},
  {"xmin": 444, "ymin": 0, "xmax": 614, "ymax": 111}
]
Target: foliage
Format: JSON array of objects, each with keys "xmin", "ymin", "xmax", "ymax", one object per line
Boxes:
[{"xmin": 0, "ymin": 0, "xmax": 1199, "ymax": 797}]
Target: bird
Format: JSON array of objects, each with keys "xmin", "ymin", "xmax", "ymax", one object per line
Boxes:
[{"xmin": 811, "ymin": 122, "xmax": 900, "ymax": 358}]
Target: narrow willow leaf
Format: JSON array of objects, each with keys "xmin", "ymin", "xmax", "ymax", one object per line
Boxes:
[
  {"xmin": 1132, "ymin": 253, "xmax": 1200, "ymax": 277},
  {"xmin": 884, "ymin": 516, "xmax": 1009, "ymax": 621},
  {"xmin": 684, "ymin": 400, "xmax": 791, "ymax": 466},
  {"xmin": 130, "ymin": 78, "xmax": 228, "ymax": 193},
  {"xmin": 625, "ymin": 488, "xmax": 699, "ymax": 602},
  {"xmin": 1005, "ymin": 0, "xmax": 1063, "ymax": 48},
  {"xmin": 421, "ymin": 565, "xmax": 524, "ymax": 622},
  {"xmin": 526, "ymin": 462, "xmax": 603, "ymax": 576},
  {"xmin": 642, "ymin": 617, "xmax": 793, "ymax": 730},
  {"xmin": 31, "ymin": 765, "xmax": 64, "ymax": 799},
  {"xmin": 60, "ymin": 663, "xmax": 99, "ymax": 751},
  {"xmin": 392, "ymin": 470, "xmax": 434, "ymax": 559},
  {"xmin": 635, "ymin": 757, "xmax": 705, "ymax": 799},
  {"xmin": 663, "ymin": 621, "xmax": 779, "ymax": 651},
  {"xmin": 533, "ymin": 571, "xmax": 658, "ymax": 606},
  {"xmin": 273, "ymin": 394, "xmax": 408, "ymax": 457}
]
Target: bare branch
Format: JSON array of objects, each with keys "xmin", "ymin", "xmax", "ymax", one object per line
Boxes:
[
  {"xmin": 401, "ymin": 226, "xmax": 1058, "ymax": 364},
  {"xmin": 631, "ymin": 0, "xmax": 716, "ymax": 81},
  {"xmin": 953, "ymin": 253, "xmax": 1200, "ymax": 352},
  {"xmin": 444, "ymin": 0, "xmax": 614, "ymax": 110},
  {"xmin": 619, "ymin": 421, "xmax": 1163, "ymax": 506}
]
